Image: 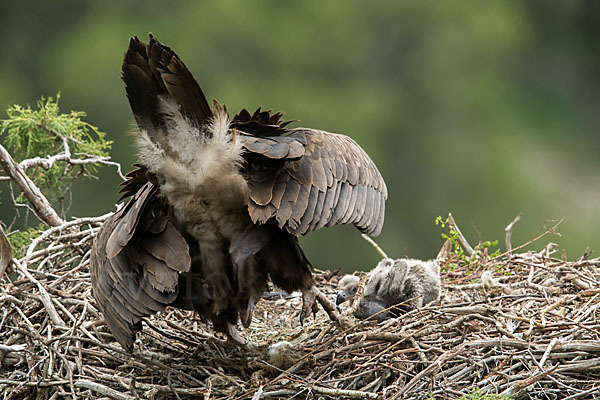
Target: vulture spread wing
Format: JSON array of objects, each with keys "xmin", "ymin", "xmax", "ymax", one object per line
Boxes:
[
  {"xmin": 90, "ymin": 34, "xmax": 388, "ymax": 350},
  {"xmin": 241, "ymin": 129, "xmax": 387, "ymax": 236}
]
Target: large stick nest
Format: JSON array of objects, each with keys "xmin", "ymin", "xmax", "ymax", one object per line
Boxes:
[{"xmin": 1, "ymin": 219, "xmax": 599, "ymax": 399}]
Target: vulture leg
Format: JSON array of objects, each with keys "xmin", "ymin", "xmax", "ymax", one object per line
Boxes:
[{"xmin": 299, "ymin": 286, "xmax": 339, "ymax": 325}]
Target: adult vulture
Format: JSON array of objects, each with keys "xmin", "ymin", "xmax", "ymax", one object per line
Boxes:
[{"xmin": 90, "ymin": 34, "xmax": 387, "ymax": 350}]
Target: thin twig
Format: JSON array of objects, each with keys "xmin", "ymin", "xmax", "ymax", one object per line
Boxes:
[
  {"xmin": 447, "ymin": 213, "xmax": 474, "ymax": 257},
  {"xmin": 290, "ymin": 383, "xmax": 379, "ymax": 399},
  {"xmin": 361, "ymin": 233, "xmax": 387, "ymax": 258},
  {"xmin": 501, "ymin": 365, "xmax": 558, "ymax": 397},
  {"xmin": 74, "ymin": 380, "xmax": 135, "ymax": 400},
  {"xmin": 12, "ymin": 258, "xmax": 67, "ymax": 328},
  {"xmin": 505, "ymin": 213, "xmax": 522, "ymax": 254},
  {"xmin": 23, "ymin": 213, "xmax": 112, "ymax": 266}
]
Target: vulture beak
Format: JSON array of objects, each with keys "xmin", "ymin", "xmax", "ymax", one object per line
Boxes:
[{"xmin": 336, "ymin": 290, "xmax": 348, "ymax": 306}]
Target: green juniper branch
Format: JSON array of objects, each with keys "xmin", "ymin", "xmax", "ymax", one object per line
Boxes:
[
  {"xmin": 0, "ymin": 94, "xmax": 117, "ymax": 229},
  {"xmin": 1, "ymin": 94, "xmax": 114, "ymax": 205}
]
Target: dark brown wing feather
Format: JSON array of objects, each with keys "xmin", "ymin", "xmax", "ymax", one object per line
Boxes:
[
  {"xmin": 231, "ymin": 107, "xmax": 294, "ymax": 137},
  {"xmin": 242, "ymin": 129, "xmax": 387, "ymax": 236},
  {"xmin": 118, "ymin": 164, "xmax": 156, "ymax": 201},
  {"xmin": 90, "ymin": 183, "xmax": 191, "ymax": 350},
  {"xmin": 122, "ymin": 34, "xmax": 212, "ymax": 134}
]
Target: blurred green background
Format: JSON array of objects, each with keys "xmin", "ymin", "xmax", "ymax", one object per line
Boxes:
[{"xmin": 1, "ymin": 1, "xmax": 599, "ymax": 272}]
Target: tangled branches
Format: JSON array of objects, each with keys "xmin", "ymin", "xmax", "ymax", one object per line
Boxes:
[{"xmin": 1, "ymin": 218, "xmax": 600, "ymax": 399}]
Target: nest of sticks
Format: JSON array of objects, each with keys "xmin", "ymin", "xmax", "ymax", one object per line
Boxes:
[{"xmin": 1, "ymin": 217, "xmax": 600, "ymax": 400}]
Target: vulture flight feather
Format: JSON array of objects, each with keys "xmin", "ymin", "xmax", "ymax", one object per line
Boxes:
[{"xmin": 90, "ymin": 34, "xmax": 387, "ymax": 350}]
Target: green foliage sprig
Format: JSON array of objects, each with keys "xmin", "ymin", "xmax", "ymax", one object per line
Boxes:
[
  {"xmin": 458, "ymin": 388, "xmax": 512, "ymax": 400},
  {"xmin": 7, "ymin": 225, "xmax": 43, "ymax": 260},
  {"xmin": 1, "ymin": 94, "xmax": 112, "ymax": 202},
  {"xmin": 435, "ymin": 216, "xmax": 501, "ymax": 274}
]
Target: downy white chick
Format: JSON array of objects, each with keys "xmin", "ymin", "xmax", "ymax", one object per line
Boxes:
[{"xmin": 336, "ymin": 258, "xmax": 441, "ymax": 321}]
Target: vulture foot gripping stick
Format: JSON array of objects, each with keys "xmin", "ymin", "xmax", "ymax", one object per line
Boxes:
[{"xmin": 299, "ymin": 287, "xmax": 339, "ymax": 326}]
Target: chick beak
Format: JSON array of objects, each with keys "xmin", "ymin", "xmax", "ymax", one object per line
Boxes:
[{"xmin": 336, "ymin": 291, "xmax": 347, "ymax": 306}]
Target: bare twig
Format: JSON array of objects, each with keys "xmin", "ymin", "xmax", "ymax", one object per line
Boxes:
[
  {"xmin": 486, "ymin": 218, "xmax": 564, "ymax": 263},
  {"xmin": 23, "ymin": 213, "xmax": 112, "ymax": 266},
  {"xmin": 360, "ymin": 233, "xmax": 387, "ymax": 258},
  {"xmin": 562, "ymin": 386, "xmax": 600, "ymax": 400},
  {"xmin": 447, "ymin": 213, "xmax": 474, "ymax": 257},
  {"xmin": 436, "ymin": 239, "xmax": 452, "ymax": 262},
  {"xmin": 538, "ymin": 337, "xmax": 559, "ymax": 371},
  {"xmin": 251, "ymin": 385, "xmax": 263, "ymax": 400},
  {"xmin": 0, "ymin": 343, "xmax": 26, "ymax": 352},
  {"xmin": 505, "ymin": 213, "xmax": 522, "ymax": 254},
  {"xmin": 501, "ymin": 365, "xmax": 558, "ymax": 397},
  {"xmin": 19, "ymin": 149, "xmax": 125, "ymax": 181},
  {"xmin": 290, "ymin": 383, "xmax": 379, "ymax": 399},
  {"xmin": 0, "ymin": 142, "xmax": 64, "ymax": 226},
  {"xmin": 350, "ymin": 273, "xmax": 369, "ymax": 316},
  {"xmin": 12, "ymin": 258, "xmax": 67, "ymax": 328},
  {"xmin": 28, "ymin": 124, "xmax": 125, "ymax": 180},
  {"xmin": 74, "ymin": 380, "xmax": 135, "ymax": 400},
  {"xmin": 393, "ymin": 343, "xmax": 467, "ymax": 398}
]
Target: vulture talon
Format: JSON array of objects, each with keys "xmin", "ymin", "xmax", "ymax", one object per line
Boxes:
[
  {"xmin": 299, "ymin": 310, "xmax": 307, "ymax": 326},
  {"xmin": 225, "ymin": 322, "xmax": 246, "ymax": 346},
  {"xmin": 240, "ymin": 299, "xmax": 255, "ymax": 328},
  {"xmin": 312, "ymin": 301, "xmax": 319, "ymax": 320},
  {"xmin": 300, "ymin": 286, "xmax": 339, "ymax": 326}
]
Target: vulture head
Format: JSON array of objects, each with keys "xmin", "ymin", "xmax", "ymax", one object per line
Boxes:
[
  {"xmin": 336, "ymin": 275, "xmax": 360, "ymax": 305},
  {"xmin": 90, "ymin": 34, "xmax": 388, "ymax": 350}
]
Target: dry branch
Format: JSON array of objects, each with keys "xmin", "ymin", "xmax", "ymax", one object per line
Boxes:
[
  {"xmin": 505, "ymin": 213, "xmax": 522, "ymax": 254},
  {"xmin": 360, "ymin": 233, "xmax": 388, "ymax": 258},
  {"xmin": 447, "ymin": 212, "xmax": 474, "ymax": 257},
  {"xmin": 0, "ymin": 142, "xmax": 64, "ymax": 226},
  {"xmin": 75, "ymin": 380, "xmax": 136, "ymax": 400},
  {"xmin": 289, "ymin": 383, "xmax": 379, "ymax": 399},
  {"xmin": 2, "ymin": 217, "xmax": 599, "ymax": 399},
  {"xmin": 17, "ymin": 133, "xmax": 125, "ymax": 180}
]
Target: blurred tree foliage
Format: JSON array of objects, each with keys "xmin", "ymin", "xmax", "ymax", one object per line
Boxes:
[{"xmin": 1, "ymin": 1, "xmax": 598, "ymax": 271}]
